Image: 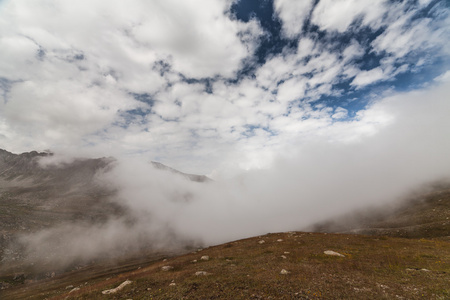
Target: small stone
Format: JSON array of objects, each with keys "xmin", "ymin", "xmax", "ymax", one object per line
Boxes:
[
  {"xmin": 201, "ymin": 255, "xmax": 209, "ymax": 261},
  {"xmin": 163, "ymin": 259, "xmax": 167, "ymax": 262},
  {"xmin": 420, "ymin": 269, "xmax": 430, "ymax": 272},
  {"xmin": 280, "ymin": 269, "xmax": 290, "ymax": 275},
  {"xmin": 195, "ymin": 271, "xmax": 211, "ymax": 276},
  {"xmin": 324, "ymin": 250, "xmax": 345, "ymax": 257},
  {"xmin": 192, "ymin": 260, "xmax": 197, "ymax": 263},
  {"xmin": 65, "ymin": 285, "xmax": 74, "ymax": 289},
  {"xmin": 284, "ymin": 252, "xmax": 290, "ymax": 254},
  {"xmin": 161, "ymin": 266, "xmax": 173, "ymax": 271},
  {"xmin": 277, "ymin": 239, "xmax": 283, "ymax": 242},
  {"xmin": 258, "ymin": 240, "xmax": 265, "ymax": 244},
  {"xmin": 102, "ymin": 280, "xmax": 132, "ymax": 295},
  {"xmin": 169, "ymin": 283, "xmax": 176, "ymax": 286},
  {"xmin": 281, "ymin": 255, "xmax": 287, "ymax": 259},
  {"xmin": 68, "ymin": 287, "xmax": 80, "ymax": 294}
]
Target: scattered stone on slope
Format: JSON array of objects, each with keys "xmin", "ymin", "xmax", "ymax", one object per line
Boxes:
[
  {"xmin": 280, "ymin": 269, "xmax": 290, "ymax": 275},
  {"xmin": 68, "ymin": 287, "xmax": 80, "ymax": 293},
  {"xmin": 201, "ymin": 255, "xmax": 209, "ymax": 261},
  {"xmin": 258, "ymin": 240, "xmax": 265, "ymax": 244},
  {"xmin": 161, "ymin": 266, "xmax": 174, "ymax": 271},
  {"xmin": 324, "ymin": 250, "xmax": 345, "ymax": 257},
  {"xmin": 195, "ymin": 271, "xmax": 211, "ymax": 276},
  {"xmin": 102, "ymin": 280, "xmax": 132, "ymax": 294}
]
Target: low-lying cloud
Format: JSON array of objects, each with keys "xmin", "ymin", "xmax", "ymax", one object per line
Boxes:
[{"xmin": 11, "ymin": 83, "xmax": 450, "ymax": 270}]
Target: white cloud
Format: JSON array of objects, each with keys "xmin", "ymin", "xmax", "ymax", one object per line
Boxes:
[
  {"xmin": 296, "ymin": 37, "xmax": 317, "ymax": 59},
  {"xmin": 274, "ymin": 0, "xmax": 315, "ymax": 38},
  {"xmin": 342, "ymin": 39, "xmax": 365, "ymax": 63},
  {"xmin": 332, "ymin": 107, "xmax": 348, "ymax": 119},
  {"xmin": 0, "ymin": 0, "xmax": 447, "ymax": 178},
  {"xmin": 351, "ymin": 67, "xmax": 385, "ymax": 88},
  {"xmin": 434, "ymin": 70, "xmax": 450, "ymax": 83},
  {"xmin": 276, "ymin": 77, "xmax": 306, "ymax": 103},
  {"xmin": 311, "ymin": 0, "xmax": 387, "ymax": 33}
]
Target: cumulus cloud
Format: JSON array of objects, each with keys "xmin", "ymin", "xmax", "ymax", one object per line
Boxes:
[
  {"xmin": 351, "ymin": 67, "xmax": 386, "ymax": 87},
  {"xmin": 274, "ymin": 0, "xmax": 315, "ymax": 38},
  {"xmin": 310, "ymin": 0, "xmax": 387, "ymax": 33},
  {"xmin": 0, "ymin": 0, "xmax": 448, "ymax": 176}
]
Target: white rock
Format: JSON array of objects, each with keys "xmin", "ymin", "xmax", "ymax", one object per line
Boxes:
[
  {"xmin": 280, "ymin": 269, "xmax": 290, "ymax": 275},
  {"xmin": 195, "ymin": 271, "xmax": 211, "ymax": 276},
  {"xmin": 161, "ymin": 266, "xmax": 174, "ymax": 271},
  {"xmin": 277, "ymin": 239, "xmax": 283, "ymax": 242},
  {"xmin": 201, "ymin": 255, "xmax": 209, "ymax": 261},
  {"xmin": 169, "ymin": 283, "xmax": 176, "ymax": 286},
  {"xmin": 258, "ymin": 240, "xmax": 265, "ymax": 244},
  {"xmin": 281, "ymin": 255, "xmax": 287, "ymax": 259},
  {"xmin": 68, "ymin": 287, "xmax": 80, "ymax": 294},
  {"xmin": 324, "ymin": 250, "xmax": 345, "ymax": 257},
  {"xmin": 102, "ymin": 280, "xmax": 132, "ymax": 295},
  {"xmin": 284, "ymin": 252, "xmax": 290, "ymax": 254}
]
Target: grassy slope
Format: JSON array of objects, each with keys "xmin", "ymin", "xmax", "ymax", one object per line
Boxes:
[
  {"xmin": 3, "ymin": 232, "xmax": 449, "ymax": 300},
  {"xmin": 311, "ymin": 188, "xmax": 450, "ymax": 240}
]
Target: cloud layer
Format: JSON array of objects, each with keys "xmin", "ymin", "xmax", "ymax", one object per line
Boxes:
[
  {"xmin": 0, "ymin": 0, "xmax": 448, "ymax": 177},
  {"xmin": 14, "ymin": 82, "xmax": 450, "ymax": 268}
]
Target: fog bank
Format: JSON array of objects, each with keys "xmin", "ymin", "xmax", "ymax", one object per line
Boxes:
[
  {"xmin": 103, "ymin": 84, "xmax": 450, "ymax": 245},
  {"xmin": 12, "ymin": 84, "xmax": 450, "ymax": 268}
]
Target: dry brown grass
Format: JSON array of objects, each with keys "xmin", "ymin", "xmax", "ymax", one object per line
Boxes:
[{"xmin": 3, "ymin": 231, "xmax": 448, "ymax": 300}]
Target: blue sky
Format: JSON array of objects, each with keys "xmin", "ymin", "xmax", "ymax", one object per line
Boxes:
[{"xmin": 0, "ymin": 0, "xmax": 449, "ymax": 176}]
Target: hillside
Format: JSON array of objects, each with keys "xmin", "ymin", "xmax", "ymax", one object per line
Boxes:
[
  {"xmin": 0, "ymin": 149, "xmax": 208, "ymax": 292},
  {"xmin": 310, "ymin": 187, "xmax": 450, "ymax": 240},
  {"xmin": 2, "ymin": 231, "xmax": 449, "ymax": 300},
  {"xmin": 0, "ymin": 149, "xmax": 121, "ymax": 270},
  {"xmin": 1, "ymin": 149, "xmax": 449, "ymax": 299}
]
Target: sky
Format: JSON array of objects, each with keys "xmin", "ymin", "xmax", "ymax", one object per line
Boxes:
[{"xmin": 0, "ymin": 0, "xmax": 449, "ymax": 178}]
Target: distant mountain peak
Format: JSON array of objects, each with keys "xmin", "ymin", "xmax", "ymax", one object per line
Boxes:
[{"xmin": 151, "ymin": 161, "xmax": 211, "ymax": 183}]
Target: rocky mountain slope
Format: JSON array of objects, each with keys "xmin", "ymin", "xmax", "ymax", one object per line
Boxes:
[
  {"xmin": 309, "ymin": 186, "xmax": 450, "ymax": 240},
  {"xmin": 3, "ymin": 231, "xmax": 449, "ymax": 300},
  {"xmin": 0, "ymin": 148, "xmax": 208, "ymax": 290}
]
